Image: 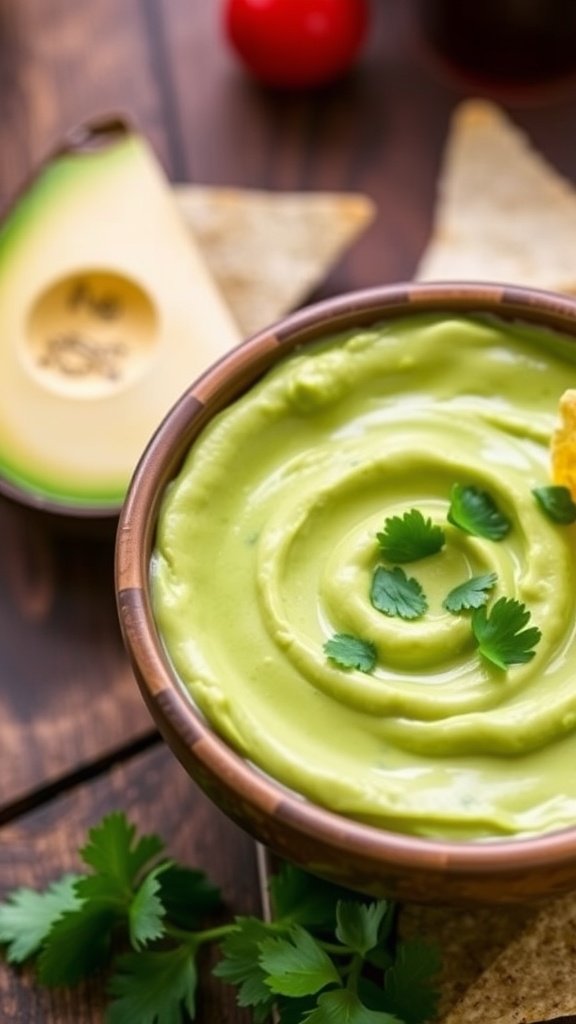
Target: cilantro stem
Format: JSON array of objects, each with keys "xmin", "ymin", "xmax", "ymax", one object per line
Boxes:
[
  {"xmin": 346, "ymin": 953, "xmax": 363, "ymax": 992},
  {"xmin": 164, "ymin": 922, "xmax": 239, "ymax": 947},
  {"xmin": 319, "ymin": 940, "xmax": 356, "ymax": 956}
]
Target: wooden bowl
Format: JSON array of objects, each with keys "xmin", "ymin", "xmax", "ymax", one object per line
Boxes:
[{"xmin": 115, "ymin": 281, "xmax": 576, "ymax": 905}]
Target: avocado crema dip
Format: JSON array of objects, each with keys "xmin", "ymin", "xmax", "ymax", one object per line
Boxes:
[{"xmin": 151, "ymin": 312, "xmax": 576, "ymax": 842}]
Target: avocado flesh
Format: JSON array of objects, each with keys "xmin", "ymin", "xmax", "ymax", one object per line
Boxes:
[{"xmin": 0, "ymin": 132, "xmax": 241, "ymax": 509}]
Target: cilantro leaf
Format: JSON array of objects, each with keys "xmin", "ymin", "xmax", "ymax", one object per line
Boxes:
[
  {"xmin": 324, "ymin": 634, "xmax": 377, "ymax": 673},
  {"xmin": 213, "ymin": 916, "xmax": 275, "ymax": 1014},
  {"xmin": 472, "ymin": 597, "xmax": 542, "ymax": 669},
  {"xmin": 107, "ymin": 946, "xmax": 197, "ymax": 1024},
  {"xmin": 364, "ymin": 946, "xmax": 394, "ymax": 971},
  {"xmin": 371, "ymin": 567, "xmax": 427, "ymax": 620},
  {"xmin": 259, "ymin": 924, "xmax": 341, "ymax": 997},
  {"xmin": 533, "ymin": 485, "xmax": 576, "ymax": 524},
  {"xmin": 269, "ymin": 863, "xmax": 356, "ymax": 931},
  {"xmin": 129, "ymin": 866, "xmax": 167, "ymax": 951},
  {"xmin": 443, "ymin": 572, "xmax": 498, "ymax": 613},
  {"xmin": 80, "ymin": 812, "xmax": 165, "ymax": 892},
  {"xmin": 447, "ymin": 484, "xmax": 510, "ymax": 540},
  {"xmin": 302, "ymin": 988, "xmax": 401, "ymax": 1023},
  {"xmin": 335, "ymin": 900, "xmax": 390, "ymax": 958},
  {"xmin": 74, "ymin": 874, "xmax": 119, "ymax": 903},
  {"xmin": 0, "ymin": 874, "xmax": 82, "ymax": 964},
  {"xmin": 383, "ymin": 939, "xmax": 441, "ymax": 1024},
  {"xmin": 157, "ymin": 864, "xmax": 221, "ymax": 930},
  {"xmin": 377, "ymin": 509, "xmax": 445, "ymax": 563},
  {"xmin": 47, "ymin": 814, "xmax": 172, "ymax": 972},
  {"xmin": 37, "ymin": 901, "xmax": 119, "ymax": 986}
]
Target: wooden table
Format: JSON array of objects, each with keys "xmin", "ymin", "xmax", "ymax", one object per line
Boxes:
[{"xmin": 2, "ymin": 2, "xmax": 576, "ymax": 1020}]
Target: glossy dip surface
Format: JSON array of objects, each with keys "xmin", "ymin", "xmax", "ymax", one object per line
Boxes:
[{"xmin": 151, "ymin": 312, "xmax": 576, "ymax": 840}]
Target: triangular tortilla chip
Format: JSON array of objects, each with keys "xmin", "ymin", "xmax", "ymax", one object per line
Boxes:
[
  {"xmin": 399, "ymin": 901, "xmax": 539, "ymax": 1021},
  {"xmin": 440, "ymin": 890, "xmax": 576, "ymax": 1024},
  {"xmin": 416, "ymin": 99, "xmax": 576, "ymax": 292},
  {"xmin": 173, "ymin": 185, "xmax": 375, "ymax": 336}
]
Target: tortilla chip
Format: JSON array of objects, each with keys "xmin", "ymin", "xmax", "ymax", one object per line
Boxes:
[
  {"xmin": 440, "ymin": 890, "xmax": 576, "ymax": 1024},
  {"xmin": 551, "ymin": 389, "xmax": 576, "ymax": 499},
  {"xmin": 173, "ymin": 185, "xmax": 375, "ymax": 336},
  {"xmin": 398, "ymin": 901, "xmax": 538, "ymax": 1020},
  {"xmin": 416, "ymin": 99, "xmax": 576, "ymax": 292}
]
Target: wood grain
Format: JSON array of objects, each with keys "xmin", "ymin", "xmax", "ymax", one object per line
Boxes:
[
  {"xmin": 0, "ymin": 0, "xmax": 173, "ymax": 214},
  {"xmin": 0, "ymin": 499, "xmax": 154, "ymax": 811}
]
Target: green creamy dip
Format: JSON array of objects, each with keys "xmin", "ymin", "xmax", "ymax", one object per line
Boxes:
[{"xmin": 151, "ymin": 313, "xmax": 576, "ymax": 841}]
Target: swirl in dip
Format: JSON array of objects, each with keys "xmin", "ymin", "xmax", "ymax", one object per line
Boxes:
[{"xmin": 151, "ymin": 313, "xmax": 576, "ymax": 841}]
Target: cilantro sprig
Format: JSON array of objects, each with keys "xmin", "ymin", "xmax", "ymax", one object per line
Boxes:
[
  {"xmin": 443, "ymin": 572, "xmax": 498, "ymax": 613},
  {"xmin": 324, "ymin": 633, "xmax": 377, "ymax": 673},
  {"xmin": 217, "ymin": 865, "xmax": 439, "ymax": 1024},
  {"xmin": 533, "ymin": 485, "xmax": 576, "ymax": 524},
  {"xmin": 377, "ymin": 510, "xmax": 445, "ymax": 563},
  {"xmin": 472, "ymin": 597, "xmax": 542, "ymax": 669},
  {"xmin": 447, "ymin": 484, "xmax": 510, "ymax": 540},
  {"xmin": 371, "ymin": 566, "xmax": 428, "ymax": 620},
  {"xmin": 0, "ymin": 813, "xmax": 440, "ymax": 1024}
]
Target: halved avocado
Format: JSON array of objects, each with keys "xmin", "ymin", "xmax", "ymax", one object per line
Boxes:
[{"xmin": 0, "ymin": 117, "xmax": 241, "ymax": 514}]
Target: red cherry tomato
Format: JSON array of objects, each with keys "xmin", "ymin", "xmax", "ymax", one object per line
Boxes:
[{"xmin": 223, "ymin": 0, "xmax": 370, "ymax": 89}]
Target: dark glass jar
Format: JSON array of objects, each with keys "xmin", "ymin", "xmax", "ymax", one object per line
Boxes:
[{"xmin": 417, "ymin": 0, "xmax": 576, "ymax": 86}]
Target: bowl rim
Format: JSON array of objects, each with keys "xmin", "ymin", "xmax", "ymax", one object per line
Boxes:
[{"xmin": 115, "ymin": 280, "xmax": 576, "ymax": 880}]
